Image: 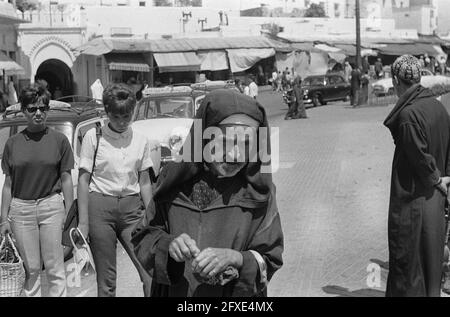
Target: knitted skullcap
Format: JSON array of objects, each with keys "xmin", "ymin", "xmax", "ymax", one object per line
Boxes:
[
  {"xmin": 219, "ymin": 114, "xmax": 259, "ymax": 128},
  {"xmin": 391, "ymin": 55, "xmax": 422, "ymax": 84}
]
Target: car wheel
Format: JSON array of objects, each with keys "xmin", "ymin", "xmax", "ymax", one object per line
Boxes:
[
  {"xmin": 312, "ymin": 94, "xmax": 322, "ymax": 107},
  {"xmin": 342, "ymin": 95, "xmax": 349, "ymax": 102},
  {"xmin": 387, "ymin": 88, "xmax": 394, "ymax": 95}
]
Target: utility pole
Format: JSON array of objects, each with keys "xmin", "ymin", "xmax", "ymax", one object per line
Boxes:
[
  {"xmin": 182, "ymin": 11, "xmax": 191, "ymax": 33},
  {"xmin": 355, "ymin": 0, "xmax": 361, "ymax": 70},
  {"xmin": 198, "ymin": 18, "xmax": 207, "ymax": 31}
]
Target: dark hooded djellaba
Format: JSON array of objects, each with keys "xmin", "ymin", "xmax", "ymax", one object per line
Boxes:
[
  {"xmin": 384, "ymin": 55, "xmax": 450, "ymax": 297},
  {"xmin": 131, "ymin": 89, "xmax": 284, "ymax": 297}
]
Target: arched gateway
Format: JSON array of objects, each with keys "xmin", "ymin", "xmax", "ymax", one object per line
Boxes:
[{"xmin": 29, "ymin": 36, "xmax": 76, "ymax": 97}]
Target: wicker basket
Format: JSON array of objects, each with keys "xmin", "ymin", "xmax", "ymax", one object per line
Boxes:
[{"xmin": 0, "ymin": 234, "xmax": 25, "ymax": 297}]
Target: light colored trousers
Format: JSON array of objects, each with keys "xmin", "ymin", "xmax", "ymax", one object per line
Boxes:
[{"xmin": 9, "ymin": 193, "xmax": 67, "ymax": 297}]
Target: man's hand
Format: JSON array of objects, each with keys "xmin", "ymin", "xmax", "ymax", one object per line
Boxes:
[
  {"xmin": 169, "ymin": 233, "xmax": 200, "ymax": 263},
  {"xmin": 436, "ymin": 176, "xmax": 450, "ymax": 196},
  {"xmin": 191, "ymin": 248, "xmax": 243, "ymax": 278}
]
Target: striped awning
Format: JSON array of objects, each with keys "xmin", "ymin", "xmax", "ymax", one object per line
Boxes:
[
  {"xmin": 105, "ymin": 53, "xmax": 150, "ymax": 72},
  {"xmin": 153, "ymin": 52, "xmax": 201, "ymax": 73},
  {"xmin": 0, "ymin": 51, "xmax": 25, "ymax": 76}
]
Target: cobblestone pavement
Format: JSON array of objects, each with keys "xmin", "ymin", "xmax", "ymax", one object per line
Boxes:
[{"xmin": 60, "ymin": 89, "xmax": 450, "ymax": 297}]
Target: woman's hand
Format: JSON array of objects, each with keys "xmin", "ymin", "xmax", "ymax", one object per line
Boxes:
[
  {"xmin": 191, "ymin": 248, "xmax": 243, "ymax": 279},
  {"xmin": 0, "ymin": 221, "xmax": 11, "ymax": 236},
  {"xmin": 169, "ymin": 233, "xmax": 200, "ymax": 263},
  {"xmin": 77, "ymin": 223, "xmax": 89, "ymax": 240}
]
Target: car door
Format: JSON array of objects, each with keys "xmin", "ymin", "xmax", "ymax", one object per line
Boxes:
[
  {"xmin": 322, "ymin": 76, "xmax": 335, "ymax": 101},
  {"xmin": 331, "ymin": 75, "xmax": 348, "ymax": 100}
]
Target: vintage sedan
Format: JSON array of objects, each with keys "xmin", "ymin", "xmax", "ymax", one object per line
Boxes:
[
  {"xmin": 371, "ymin": 69, "xmax": 450, "ymax": 96},
  {"xmin": 132, "ymin": 86, "xmax": 206, "ymax": 172},
  {"xmin": 302, "ymin": 74, "xmax": 351, "ymax": 107}
]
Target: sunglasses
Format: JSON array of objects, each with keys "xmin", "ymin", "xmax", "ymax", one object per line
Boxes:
[{"xmin": 25, "ymin": 105, "xmax": 50, "ymax": 113}]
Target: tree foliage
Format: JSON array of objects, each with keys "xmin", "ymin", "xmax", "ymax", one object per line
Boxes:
[
  {"xmin": 304, "ymin": 3, "xmax": 326, "ymax": 17},
  {"xmin": 15, "ymin": 0, "xmax": 39, "ymax": 12},
  {"xmin": 173, "ymin": 0, "xmax": 202, "ymax": 6},
  {"xmin": 153, "ymin": 0, "xmax": 172, "ymax": 6}
]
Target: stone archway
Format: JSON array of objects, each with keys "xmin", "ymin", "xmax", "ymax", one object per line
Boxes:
[
  {"xmin": 29, "ymin": 37, "xmax": 76, "ymax": 97},
  {"xmin": 35, "ymin": 59, "xmax": 74, "ymax": 97}
]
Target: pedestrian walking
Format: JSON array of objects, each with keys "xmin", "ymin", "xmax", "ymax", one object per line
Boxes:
[
  {"xmin": 0, "ymin": 84, "xmax": 74, "ymax": 297},
  {"xmin": 77, "ymin": 83, "xmax": 153, "ymax": 297},
  {"xmin": 384, "ymin": 55, "xmax": 450, "ymax": 297},
  {"xmin": 419, "ymin": 55, "xmax": 425, "ymax": 68},
  {"xmin": 350, "ymin": 67, "xmax": 361, "ymax": 107},
  {"xmin": 375, "ymin": 58, "xmax": 384, "ymax": 79},
  {"xmin": 276, "ymin": 71, "xmax": 283, "ymax": 92},
  {"xmin": 285, "ymin": 76, "xmax": 307, "ymax": 120},
  {"xmin": 235, "ymin": 79, "xmax": 244, "ymax": 94},
  {"xmin": 0, "ymin": 90, "xmax": 6, "ymax": 112},
  {"xmin": 53, "ymin": 86, "xmax": 63, "ymax": 100},
  {"xmin": 132, "ymin": 89, "xmax": 284, "ymax": 297},
  {"xmin": 359, "ymin": 72, "xmax": 369, "ymax": 105},
  {"xmin": 362, "ymin": 56, "xmax": 370, "ymax": 75},
  {"xmin": 7, "ymin": 81, "xmax": 17, "ymax": 106},
  {"xmin": 271, "ymin": 69, "xmax": 278, "ymax": 91},
  {"xmin": 248, "ymin": 75, "xmax": 258, "ymax": 99},
  {"xmin": 344, "ymin": 61, "xmax": 353, "ymax": 83}
]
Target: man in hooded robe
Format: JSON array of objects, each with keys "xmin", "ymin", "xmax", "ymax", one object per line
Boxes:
[
  {"xmin": 384, "ymin": 55, "xmax": 450, "ymax": 297},
  {"xmin": 285, "ymin": 76, "xmax": 307, "ymax": 120},
  {"xmin": 132, "ymin": 89, "xmax": 283, "ymax": 297}
]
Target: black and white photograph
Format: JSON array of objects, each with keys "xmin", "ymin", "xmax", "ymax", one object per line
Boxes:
[{"xmin": 1, "ymin": 0, "xmax": 450, "ymax": 302}]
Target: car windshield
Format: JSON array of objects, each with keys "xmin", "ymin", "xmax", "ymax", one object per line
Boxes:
[
  {"xmin": 303, "ymin": 77, "xmax": 324, "ymax": 86},
  {"xmin": 135, "ymin": 96, "xmax": 194, "ymax": 120}
]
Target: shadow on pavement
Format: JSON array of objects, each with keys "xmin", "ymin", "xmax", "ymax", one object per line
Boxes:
[{"xmin": 322, "ymin": 285, "xmax": 385, "ymax": 297}]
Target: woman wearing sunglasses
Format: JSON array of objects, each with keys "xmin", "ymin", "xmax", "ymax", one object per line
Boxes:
[{"xmin": 0, "ymin": 84, "xmax": 74, "ymax": 297}]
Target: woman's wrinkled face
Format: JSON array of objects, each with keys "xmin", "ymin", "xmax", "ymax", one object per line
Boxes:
[{"xmin": 206, "ymin": 124, "xmax": 258, "ymax": 178}]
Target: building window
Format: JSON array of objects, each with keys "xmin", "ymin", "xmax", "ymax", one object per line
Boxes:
[
  {"xmin": 139, "ymin": 1, "xmax": 146, "ymax": 6},
  {"xmin": 8, "ymin": 51, "xmax": 15, "ymax": 61}
]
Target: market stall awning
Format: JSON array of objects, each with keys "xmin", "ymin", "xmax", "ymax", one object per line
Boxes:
[
  {"xmin": 226, "ymin": 48, "xmax": 275, "ymax": 73},
  {"xmin": 0, "ymin": 52, "xmax": 25, "ymax": 76},
  {"xmin": 153, "ymin": 52, "xmax": 201, "ymax": 73},
  {"xmin": 105, "ymin": 53, "xmax": 150, "ymax": 72},
  {"xmin": 196, "ymin": 51, "xmax": 228, "ymax": 71},
  {"xmin": 377, "ymin": 43, "xmax": 442, "ymax": 57}
]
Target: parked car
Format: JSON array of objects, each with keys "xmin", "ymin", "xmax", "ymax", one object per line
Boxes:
[
  {"xmin": 132, "ymin": 85, "xmax": 206, "ymax": 170},
  {"xmin": 302, "ymin": 74, "xmax": 351, "ymax": 107},
  {"xmin": 371, "ymin": 69, "xmax": 450, "ymax": 96},
  {"xmin": 190, "ymin": 80, "xmax": 240, "ymax": 93}
]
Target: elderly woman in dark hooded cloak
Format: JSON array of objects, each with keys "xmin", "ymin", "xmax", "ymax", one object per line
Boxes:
[{"xmin": 132, "ymin": 89, "xmax": 283, "ymax": 297}]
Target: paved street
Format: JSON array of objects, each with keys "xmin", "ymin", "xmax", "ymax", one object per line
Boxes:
[{"xmin": 62, "ymin": 88, "xmax": 450, "ymax": 297}]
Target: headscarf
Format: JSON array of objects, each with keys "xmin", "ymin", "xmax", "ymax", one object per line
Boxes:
[
  {"xmin": 391, "ymin": 55, "xmax": 421, "ymax": 85},
  {"xmin": 154, "ymin": 89, "xmax": 273, "ymax": 206}
]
